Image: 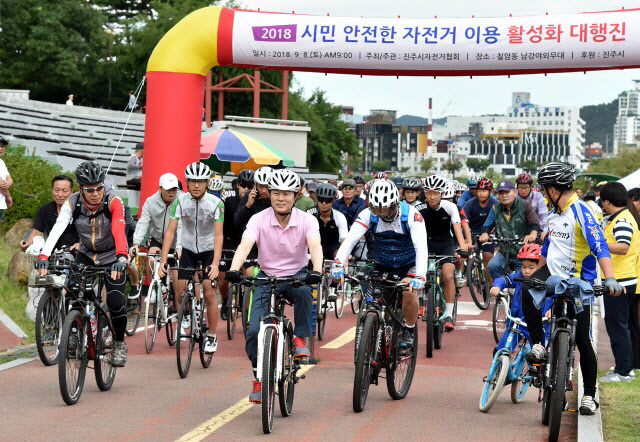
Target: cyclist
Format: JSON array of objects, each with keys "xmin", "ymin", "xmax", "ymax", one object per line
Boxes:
[
  {"xmin": 332, "ymin": 178, "xmax": 429, "ymax": 349},
  {"xmin": 207, "ymin": 173, "xmax": 224, "ymax": 198},
  {"xmin": 159, "ymin": 162, "xmax": 224, "ymax": 355},
  {"xmin": 235, "ymin": 166, "xmax": 272, "ymax": 231},
  {"xmin": 353, "ymin": 175, "xmax": 366, "ymax": 201},
  {"xmin": 464, "ymin": 178, "xmax": 499, "ymax": 282},
  {"xmin": 225, "ymin": 169, "xmax": 323, "ymax": 402},
  {"xmin": 521, "ymin": 162, "xmax": 623, "ymax": 415},
  {"xmin": 333, "ymin": 178, "xmax": 366, "ymax": 228},
  {"xmin": 294, "ymin": 176, "xmax": 315, "ymax": 211},
  {"xmin": 456, "ymin": 178, "xmax": 478, "ymax": 207},
  {"xmin": 442, "ymin": 180, "xmax": 472, "ymax": 287},
  {"xmin": 402, "ymin": 177, "xmax": 422, "ymax": 206},
  {"xmin": 36, "ymin": 161, "xmax": 130, "ymax": 366},
  {"xmin": 516, "ymin": 173, "xmax": 549, "ymax": 240},
  {"xmin": 218, "ymin": 169, "xmax": 256, "ymax": 320},
  {"xmin": 479, "ymin": 179, "xmax": 540, "ymax": 279},
  {"xmin": 417, "ymin": 175, "xmax": 469, "ymax": 331},
  {"xmin": 454, "ymin": 181, "xmax": 467, "ymax": 201},
  {"xmin": 583, "ymin": 190, "xmax": 603, "ymax": 221}
]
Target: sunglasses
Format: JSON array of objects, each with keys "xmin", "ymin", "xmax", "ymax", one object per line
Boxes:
[
  {"xmin": 82, "ymin": 184, "xmax": 105, "ymax": 194},
  {"xmin": 186, "ymin": 179, "xmax": 207, "ymax": 185},
  {"xmin": 342, "ymin": 186, "xmax": 355, "ymax": 190},
  {"xmin": 317, "ymin": 198, "xmax": 334, "ymax": 204},
  {"xmin": 239, "ymin": 182, "xmax": 254, "ymax": 189}
]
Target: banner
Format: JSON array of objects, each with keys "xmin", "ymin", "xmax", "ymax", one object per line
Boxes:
[{"xmin": 228, "ymin": 9, "xmax": 640, "ymax": 75}]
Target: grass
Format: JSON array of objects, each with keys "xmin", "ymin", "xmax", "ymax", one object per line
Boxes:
[
  {"xmin": 0, "ymin": 238, "xmax": 35, "ymax": 346},
  {"xmin": 598, "ymin": 368, "xmax": 640, "ymax": 441}
]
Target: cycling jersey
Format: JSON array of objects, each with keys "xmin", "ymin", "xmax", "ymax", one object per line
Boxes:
[
  {"xmin": 221, "ymin": 189, "xmax": 242, "ymax": 248},
  {"xmin": 133, "ymin": 190, "xmax": 183, "ymax": 250},
  {"xmin": 170, "ymin": 192, "xmax": 224, "ymax": 254},
  {"xmin": 307, "ymin": 207, "xmax": 348, "ymax": 258},
  {"xmin": 463, "ymin": 196, "xmax": 498, "ymax": 234},
  {"xmin": 541, "ymin": 193, "xmax": 610, "ymax": 280},
  {"xmin": 415, "ymin": 200, "xmax": 460, "ymax": 241},
  {"xmin": 457, "ymin": 189, "xmax": 475, "ymax": 207}
]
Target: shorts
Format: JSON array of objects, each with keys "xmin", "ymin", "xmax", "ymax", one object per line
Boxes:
[
  {"xmin": 371, "ymin": 262, "xmax": 416, "ymax": 302},
  {"xmin": 427, "ymin": 237, "xmax": 455, "ymax": 257},
  {"xmin": 219, "ymin": 248, "xmax": 235, "ymax": 273},
  {"xmin": 480, "ymin": 241, "xmax": 495, "ymax": 254},
  {"xmin": 149, "ymin": 237, "xmax": 176, "ymax": 266},
  {"xmin": 178, "ymin": 249, "xmax": 214, "ymax": 280},
  {"xmin": 322, "ymin": 243, "xmax": 341, "ymax": 261}
]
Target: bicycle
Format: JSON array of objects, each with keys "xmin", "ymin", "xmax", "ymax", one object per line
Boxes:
[
  {"xmin": 55, "ymin": 263, "xmax": 118, "ymax": 405},
  {"xmin": 124, "ymin": 255, "xmax": 144, "ymax": 337},
  {"xmin": 514, "ymin": 276, "xmax": 607, "ymax": 442},
  {"xmin": 467, "ymin": 234, "xmax": 492, "ymax": 310},
  {"xmin": 240, "ymin": 260, "xmax": 261, "ymax": 339},
  {"xmin": 339, "ymin": 257, "xmax": 375, "ymax": 315},
  {"xmin": 241, "ymin": 274, "xmax": 309, "ymax": 434},
  {"xmin": 315, "ymin": 260, "xmax": 332, "ymax": 340},
  {"xmin": 221, "ymin": 250, "xmax": 259, "ymax": 340},
  {"xmin": 134, "ymin": 251, "xmax": 177, "ymax": 353},
  {"xmin": 352, "ymin": 272, "xmax": 418, "ymax": 413}
]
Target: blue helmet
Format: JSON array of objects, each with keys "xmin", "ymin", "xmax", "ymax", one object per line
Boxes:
[{"xmin": 467, "ymin": 178, "xmax": 478, "ymax": 189}]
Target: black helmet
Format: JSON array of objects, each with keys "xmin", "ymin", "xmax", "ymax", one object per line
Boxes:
[
  {"xmin": 537, "ymin": 162, "xmax": 576, "ymax": 189},
  {"xmin": 238, "ymin": 169, "xmax": 255, "ymax": 184},
  {"xmin": 353, "ymin": 175, "xmax": 365, "ymax": 185},
  {"xmin": 402, "ymin": 177, "xmax": 422, "ymax": 190},
  {"xmin": 75, "ymin": 161, "xmax": 105, "ymax": 186},
  {"xmin": 583, "ymin": 190, "xmax": 597, "ymax": 201},
  {"xmin": 0, "ymin": 136, "xmax": 7, "ymax": 146},
  {"xmin": 316, "ymin": 183, "xmax": 337, "ymax": 200}
]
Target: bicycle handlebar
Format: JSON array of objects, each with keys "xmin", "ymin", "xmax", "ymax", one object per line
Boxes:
[
  {"xmin": 240, "ymin": 275, "xmax": 307, "ymax": 288},
  {"xmin": 513, "ymin": 277, "xmax": 608, "ymax": 297}
]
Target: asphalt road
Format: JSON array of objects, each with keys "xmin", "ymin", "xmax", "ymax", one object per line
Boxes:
[{"xmin": 0, "ymin": 288, "xmax": 576, "ymax": 441}]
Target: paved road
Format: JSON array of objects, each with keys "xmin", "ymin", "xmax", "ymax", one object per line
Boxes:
[{"xmin": 0, "ymin": 288, "xmax": 576, "ymax": 441}]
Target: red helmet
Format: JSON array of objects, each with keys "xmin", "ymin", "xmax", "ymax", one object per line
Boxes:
[
  {"xmin": 517, "ymin": 243, "xmax": 542, "ymax": 260},
  {"xmin": 477, "ymin": 178, "xmax": 493, "ymax": 190},
  {"xmin": 516, "ymin": 173, "xmax": 534, "ymax": 185},
  {"xmin": 374, "ymin": 172, "xmax": 387, "ymax": 180}
]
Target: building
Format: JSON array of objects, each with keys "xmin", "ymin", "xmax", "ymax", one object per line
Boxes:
[{"xmin": 613, "ymin": 80, "xmax": 640, "ymax": 154}]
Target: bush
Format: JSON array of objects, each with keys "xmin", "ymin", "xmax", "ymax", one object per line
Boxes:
[{"xmin": 0, "ymin": 145, "xmax": 74, "ymax": 228}]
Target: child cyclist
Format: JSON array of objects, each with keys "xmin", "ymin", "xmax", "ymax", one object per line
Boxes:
[{"xmin": 489, "ymin": 243, "xmax": 551, "ymax": 353}]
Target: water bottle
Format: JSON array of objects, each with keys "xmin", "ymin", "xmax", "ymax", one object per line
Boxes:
[{"xmin": 90, "ymin": 309, "xmax": 97, "ymax": 339}]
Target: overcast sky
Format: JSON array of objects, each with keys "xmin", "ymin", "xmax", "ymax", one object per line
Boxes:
[{"xmin": 238, "ymin": 0, "xmax": 640, "ymax": 117}]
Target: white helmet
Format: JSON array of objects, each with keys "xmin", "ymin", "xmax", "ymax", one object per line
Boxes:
[
  {"xmin": 268, "ymin": 169, "xmax": 300, "ymax": 192},
  {"xmin": 424, "ymin": 174, "xmax": 447, "ymax": 192},
  {"xmin": 184, "ymin": 162, "xmax": 210, "ymax": 180},
  {"xmin": 455, "ymin": 181, "xmax": 467, "ymax": 192},
  {"xmin": 368, "ymin": 179, "xmax": 400, "ymax": 222},
  {"xmin": 442, "ymin": 180, "xmax": 455, "ymax": 199},
  {"xmin": 254, "ymin": 166, "xmax": 273, "ymax": 185},
  {"xmin": 208, "ymin": 177, "xmax": 224, "ymax": 192}
]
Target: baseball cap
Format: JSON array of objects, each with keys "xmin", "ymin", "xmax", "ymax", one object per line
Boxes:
[
  {"xmin": 496, "ymin": 179, "xmax": 516, "ymax": 192},
  {"xmin": 307, "ymin": 182, "xmax": 318, "ymax": 193},
  {"xmin": 342, "ymin": 179, "xmax": 356, "ymax": 188},
  {"xmin": 159, "ymin": 173, "xmax": 179, "ymax": 190},
  {"xmin": 135, "ymin": 142, "xmax": 144, "ymax": 150}
]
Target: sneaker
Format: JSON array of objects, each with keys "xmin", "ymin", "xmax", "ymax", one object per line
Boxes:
[
  {"xmin": 526, "ymin": 343, "xmax": 548, "ymax": 363},
  {"xmin": 608, "ymin": 367, "xmax": 636, "ymax": 379},
  {"xmin": 249, "ymin": 380, "xmax": 262, "ymax": 403},
  {"xmin": 599, "ymin": 372, "xmax": 631, "ymax": 382},
  {"xmin": 444, "ymin": 316, "xmax": 455, "ymax": 332},
  {"xmin": 293, "ymin": 336, "xmax": 310, "ymax": 357},
  {"xmin": 220, "ymin": 303, "xmax": 228, "ymax": 321},
  {"xmin": 128, "ymin": 285, "xmax": 140, "ymax": 300},
  {"xmin": 579, "ymin": 395, "xmax": 599, "ymax": 415},
  {"xmin": 180, "ymin": 315, "xmax": 191, "ymax": 341},
  {"xmin": 327, "ymin": 288, "xmax": 337, "ymax": 302},
  {"xmin": 203, "ymin": 335, "xmax": 218, "ymax": 354},
  {"xmin": 400, "ymin": 328, "xmax": 414, "ymax": 350},
  {"xmin": 454, "ymin": 274, "xmax": 467, "ymax": 289},
  {"xmin": 111, "ymin": 341, "xmax": 128, "ymax": 367}
]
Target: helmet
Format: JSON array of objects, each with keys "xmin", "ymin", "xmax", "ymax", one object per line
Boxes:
[
  {"xmin": 455, "ymin": 181, "xmax": 468, "ymax": 192},
  {"xmin": 316, "ymin": 183, "xmax": 337, "ymax": 200},
  {"xmin": 584, "ymin": 190, "xmax": 597, "ymax": 201},
  {"xmin": 467, "ymin": 178, "xmax": 478, "ymax": 188},
  {"xmin": 0, "ymin": 136, "xmax": 8, "ymax": 146},
  {"xmin": 254, "ymin": 166, "xmax": 273, "ymax": 185},
  {"xmin": 424, "ymin": 175, "xmax": 447, "ymax": 192},
  {"xmin": 268, "ymin": 169, "xmax": 300, "ymax": 192},
  {"xmin": 517, "ymin": 243, "xmax": 542, "ymax": 260},
  {"xmin": 442, "ymin": 181, "xmax": 455, "ymax": 199},
  {"xmin": 208, "ymin": 177, "xmax": 224, "ymax": 192},
  {"xmin": 353, "ymin": 175, "xmax": 365, "ymax": 185},
  {"xmin": 477, "ymin": 178, "xmax": 493, "ymax": 190},
  {"xmin": 516, "ymin": 173, "xmax": 534, "ymax": 185},
  {"xmin": 238, "ymin": 169, "xmax": 255, "ymax": 184},
  {"xmin": 75, "ymin": 161, "xmax": 105, "ymax": 186},
  {"xmin": 184, "ymin": 162, "xmax": 210, "ymax": 180},
  {"xmin": 402, "ymin": 177, "xmax": 422, "ymax": 191},
  {"xmin": 363, "ymin": 181, "xmax": 373, "ymax": 196},
  {"xmin": 374, "ymin": 172, "xmax": 387, "ymax": 180},
  {"xmin": 368, "ymin": 179, "xmax": 400, "ymax": 222},
  {"xmin": 537, "ymin": 162, "xmax": 576, "ymax": 189},
  {"xmin": 532, "ymin": 183, "xmax": 541, "ymax": 192}
]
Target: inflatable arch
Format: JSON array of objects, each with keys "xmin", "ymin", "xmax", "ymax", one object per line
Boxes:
[{"xmin": 142, "ymin": 6, "xmax": 640, "ymax": 204}]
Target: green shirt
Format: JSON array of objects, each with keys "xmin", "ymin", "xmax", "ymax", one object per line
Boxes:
[{"xmin": 294, "ymin": 195, "xmax": 316, "ymax": 212}]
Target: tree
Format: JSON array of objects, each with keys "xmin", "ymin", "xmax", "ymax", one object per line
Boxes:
[
  {"xmin": 485, "ymin": 167, "xmax": 507, "ymax": 183},
  {"xmin": 346, "ymin": 155, "xmax": 363, "ymax": 173},
  {"xmin": 371, "ymin": 159, "xmax": 391, "ymax": 171},
  {"xmin": 589, "ymin": 147, "xmax": 640, "ymax": 178},
  {"xmin": 466, "ymin": 158, "xmax": 492, "ymax": 174},
  {"xmin": 517, "ymin": 160, "xmax": 542, "ymax": 174},
  {"xmin": 445, "ymin": 160, "xmax": 463, "ymax": 174},
  {"xmin": 419, "ymin": 157, "xmax": 434, "ymax": 174},
  {"xmin": 399, "ymin": 167, "xmax": 411, "ymax": 174}
]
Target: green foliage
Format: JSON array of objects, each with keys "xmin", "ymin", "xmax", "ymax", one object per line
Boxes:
[
  {"xmin": 589, "ymin": 147, "xmax": 640, "ymax": 178},
  {"xmin": 445, "ymin": 160, "xmax": 463, "ymax": 173},
  {"xmin": 371, "ymin": 159, "xmax": 391, "ymax": 171},
  {"xmin": 517, "ymin": 160, "xmax": 543, "ymax": 174},
  {"xmin": 485, "ymin": 167, "xmax": 507, "ymax": 183},
  {"xmin": 580, "ymin": 98, "xmax": 618, "ymax": 151},
  {"xmin": 419, "ymin": 157, "xmax": 434, "ymax": 173},
  {"xmin": 466, "ymin": 158, "xmax": 492, "ymax": 173},
  {"xmin": 0, "ymin": 239, "xmax": 34, "ymax": 345},
  {"xmin": 0, "ymin": 146, "xmax": 74, "ymax": 228}
]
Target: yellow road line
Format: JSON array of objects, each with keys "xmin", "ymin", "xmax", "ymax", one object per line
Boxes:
[
  {"xmin": 177, "ymin": 365, "xmax": 314, "ymax": 441},
  {"xmin": 321, "ymin": 326, "xmax": 356, "ymax": 349}
]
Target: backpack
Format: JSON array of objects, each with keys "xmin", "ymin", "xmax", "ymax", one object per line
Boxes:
[{"xmin": 368, "ymin": 202, "xmax": 410, "ymax": 235}]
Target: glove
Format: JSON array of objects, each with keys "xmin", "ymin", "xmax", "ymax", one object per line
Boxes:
[
  {"xmin": 330, "ymin": 263, "xmax": 344, "ymax": 280},
  {"xmin": 35, "ymin": 259, "xmax": 49, "ymax": 270},
  {"xmin": 410, "ymin": 276, "xmax": 426, "ymax": 290},
  {"xmin": 305, "ymin": 270, "xmax": 323, "ymax": 285},
  {"xmin": 225, "ymin": 270, "xmax": 242, "ymax": 284},
  {"xmin": 604, "ymin": 276, "xmax": 624, "ymax": 294},
  {"xmin": 111, "ymin": 256, "xmax": 128, "ymax": 274}
]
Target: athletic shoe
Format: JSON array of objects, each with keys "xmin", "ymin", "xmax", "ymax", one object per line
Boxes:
[
  {"xmin": 607, "ymin": 367, "xmax": 636, "ymax": 379},
  {"xmin": 293, "ymin": 336, "xmax": 309, "ymax": 357},
  {"xmin": 203, "ymin": 335, "xmax": 218, "ymax": 354},
  {"xmin": 220, "ymin": 303, "xmax": 228, "ymax": 321},
  {"xmin": 180, "ymin": 315, "xmax": 191, "ymax": 341},
  {"xmin": 399, "ymin": 328, "xmax": 414, "ymax": 351},
  {"xmin": 526, "ymin": 343, "xmax": 548, "ymax": 363},
  {"xmin": 111, "ymin": 341, "xmax": 128, "ymax": 367},
  {"xmin": 454, "ymin": 274, "xmax": 467, "ymax": 289},
  {"xmin": 599, "ymin": 372, "xmax": 631, "ymax": 382},
  {"xmin": 128, "ymin": 285, "xmax": 140, "ymax": 300},
  {"xmin": 327, "ymin": 287, "xmax": 337, "ymax": 302},
  {"xmin": 444, "ymin": 316, "xmax": 455, "ymax": 332},
  {"xmin": 579, "ymin": 395, "xmax": 599, "ymax": 415},
  {"xmin": 249, "ymin": 381, "xmax": 261, "ymax": 403}
]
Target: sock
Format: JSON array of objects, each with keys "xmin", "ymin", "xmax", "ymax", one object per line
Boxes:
[
  {"xmin": 445, "ymin": 303, "xmax": 454, "ymax": 317},
  {"xmin": 405, "ymin": 324, "xmax": 415, "ymax": 329}
]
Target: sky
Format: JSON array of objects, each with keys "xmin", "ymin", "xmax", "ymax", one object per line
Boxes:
[{"xmin": 238, "ymin": 0, "xmax": 640, "ymax": 118}]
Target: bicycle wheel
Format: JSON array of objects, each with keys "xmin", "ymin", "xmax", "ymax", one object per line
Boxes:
[
  {"xmin": 548, "ymin": 333, "xmax": 570, "ymax": 442},
  {"xmin": 317, "ymin": 279, "xmax": 327, "ymax": 341},
  {"xmin": 351, "ymin": 283, "xmax": 361, "ymax": 314},
  {"xmin": 278, "ymin": 320, "xmax": 295, "ymax": 417},
  {"xmin": 176, "ymin": 293, "xmax": 195, "ymax": 378},
  {"xmin": 511, "ymin": 354, "xmax": 530, "ymax": 404},
  {"xmin": 35, "ymin": 289, "xmax": 62, "ymax": 366},
  {"xmin": 94, "ymin": 311, "xmax": 117, "ymax": 391},
  {"xmin": 426, "ymin": 286, "xmax": 435, "ymax": 358},
  {"xmin": 144, "ymin": 281, "xmax": 160, "ymax": 354},
  {"xmin": 58, "ymin": 310, "xmax": 88, "ymax": 405},
  {"xmin": 492, "ymin": 295, "xmax": 508, "ymax": 345},
  {"xmin": 467, "ymin": 257, "xmax": 490, "ymax": 310},
  {"xmin": 353, "ymin": 313, "xmax": 377, "ymax": 412},
  {"xmin": 334, "ymin": 279, "xmax": 345, "ymax": 318},
  {"xmin": 227, "ymin": 284, "xmax": 238, "ymax": 340},
  {"xmin": 199, "ymin": 301, "xmax": 213, "ymax": 368},
  {"xmin": 165, "ymin": 288, "xmax": 177, "ymax": 346},
  {"xmin": 386, "ymin": 319, "xmax": 418, "ymax": 400},
  {"xmin": 261, "ymin": 327, "xmax": 277, "ymax": 434},
  {"xmin": 124, "ymin": 287, "xmax": 141, "ymax": 337},
  {"xmin": 479, "ymin": 354, "xmax": 510, "ymax": 412}
]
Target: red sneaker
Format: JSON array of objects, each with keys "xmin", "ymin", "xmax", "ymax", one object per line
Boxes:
[
  {"xmin": 293, "ymin": 336, "xmax": 310, "ymax": 357},
  {"xmin": 444, "ymin": 316, "xmax": 455, "ymax": 332},
  {"xmin": 249, "ymin": 380, "xmax": 261, "ymax": 403}
]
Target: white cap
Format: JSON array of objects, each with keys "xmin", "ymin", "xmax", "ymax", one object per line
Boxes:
[{"xmin": 159, "ymin": 173, "xmax": 179, "ymax": 190}]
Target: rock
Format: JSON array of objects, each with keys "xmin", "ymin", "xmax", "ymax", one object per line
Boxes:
[
  {"xmin": 4, "ymin": 218, "xmax": 34, "ymax": 247},
  {"xmin": 7, "ymin": 250, "xmax": 34, "ymax": 285}
]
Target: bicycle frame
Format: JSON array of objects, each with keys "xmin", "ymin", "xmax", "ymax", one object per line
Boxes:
[
  {"xmin": 138, "ymin": 251, "xmax": 175, "ymax": 323},
  {"xmin": 494, "ymin": 311, "xmax": 536, "ymax": 385},
  {"xmin": 426, "ymin": 256, "xmax": 453, "ymax": 323}
]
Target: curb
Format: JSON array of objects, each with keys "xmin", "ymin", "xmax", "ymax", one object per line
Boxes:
[{"xmin": 577, "ymin": 307, "xmax": 604, "ymax": 442}]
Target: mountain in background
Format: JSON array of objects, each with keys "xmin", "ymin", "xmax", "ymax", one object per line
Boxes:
[{"xmin": 580, "ymin": 99, "xmax": 618, "ymax": 152}]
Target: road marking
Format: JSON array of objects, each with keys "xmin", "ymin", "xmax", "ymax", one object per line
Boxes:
[
  {"xmin": 456, "ymin": 301, "xmax": 483, "ymax": 316},
  {"xmin": 458, "ymin": 319, "xmax": 492, "ymax": 327},
  {"xmin": 321, "ymin": 326, "xmax": 356, "ymax": 349},
  {"xmin": 177, "ymin": 364, "xmax": 314, "ymax": 441},
  {"xmin": 0, "ymin": 309, "xmax": 27, "ymax": 338},
  {"xmin": 0, "ymin": 357, "xmax": 37, "ymax": 372}
]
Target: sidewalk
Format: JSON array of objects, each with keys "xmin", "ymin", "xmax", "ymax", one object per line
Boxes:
[{"xmin": 0, "ymin": 312, "xmax": 24, "ymax": 353}]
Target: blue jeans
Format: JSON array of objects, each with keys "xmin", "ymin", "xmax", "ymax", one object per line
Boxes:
[
  {"xmin": 487, "ymin": 252, "xmax": 521, "ymax": 279},
  {"xmin": 245, "ymin": 268, "xmax": 312, "ymax": 367}
]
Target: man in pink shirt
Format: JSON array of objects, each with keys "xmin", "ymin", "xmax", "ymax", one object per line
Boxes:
[{"xmin": 226, "ymin": 169, "xmax": 323, "ymax": 403}]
